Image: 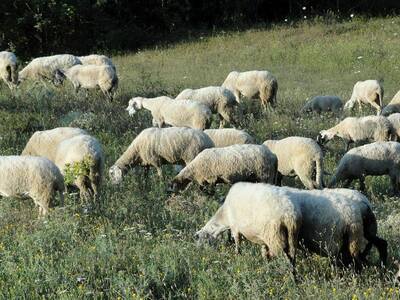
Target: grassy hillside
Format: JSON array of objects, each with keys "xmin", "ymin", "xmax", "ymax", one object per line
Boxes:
[{"xmin": 1, "ymin": 16, "xmax": 400, "ymax": 298}]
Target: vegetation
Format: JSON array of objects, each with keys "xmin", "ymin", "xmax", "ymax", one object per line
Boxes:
[{"xmin": 1, "ymin": 16, "xmax": 400, "ymax": 298}]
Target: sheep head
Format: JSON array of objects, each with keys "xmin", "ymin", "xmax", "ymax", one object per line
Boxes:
[
  {"xmin": 317, "ymin": 130, "xmax": 335, "ymax": 145},
  {"xmin": 126, "ymin": 97, "xmax": 144, "ymax": 116},
  {"xmin": 194, "ymin": 230, "xmax": 217, "ymax": 247},
  {"xmin": 109, "ymin": 165, "xmax": 123, "ymax": 184},
  {"xmin": 53, "ymin": 69, "xmax": 66, "ymax": 86}
]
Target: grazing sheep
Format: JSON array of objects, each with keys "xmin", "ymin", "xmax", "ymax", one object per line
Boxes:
[
  {"xmin": 54, "ymin": 64, "xmax": 118, "ymax": 100},
  {"xmin": 203, "ymin": 128, "xmax": 255, "ymax": 147},
  {"xmin": 78, "ymin": 54, "xmax": 116, "ymax": 71},
  {"xmin": 263, "ymin": 137, "xmax": 324, "ymax": 189},
  {"xmin": 388, "ymin": 113, "xmax": 400, "ymax": 140},
  {"xmin": 198, "ymin": 182, "xmax": 387, "ymax": 270},
  {"xmin": 0, "ymin": 156, "xmax": 64, "ymax": 218},
  {"xmin": 171, "ymin": 144, "xmax": 278, "ymax": 190},
  {"xmin": 329, "ymin": 141, "xmax": 400, "ymax": 194},
  {"xmin": 317, "ymin": 115, "xmax": 393, "ymax": 151},
  {"xmin": 109, "ymin": 127, "xmax": 214, "ymax": 183},
  {"xmin": 382, "ymin": 90, "xmax": 400, "ymax": 116},
  {"xmin": 344, "ymin": 80, "xmax": 384, "ymax": 115},
  {"xmin": 222, "ymin": 70, "xmax": 278, "ymax": 108},
  {"xmin": 301, "ymin": 95, "xmax": 343, "ymax": 114},
  {"xmin": 175, "ymin": 86, "xmax": 237, "ymax": 128},
  {"xmin": 0, "ymin": 51, "xmax": 18, "ymax": 90},
  {"xmin": 196, "ymin": 182, "xmax": 301, "ymax": 270},
  {"xmin": 22, "ymin": 127, "xmax": 104, "ymax": 200},
  {"xmin": 18, "ymin": 54, "xmax": 81, "ymax": 84},
  {"xmin": 126, "ymin": 96, "xmax": 212, "ymax": 130}
]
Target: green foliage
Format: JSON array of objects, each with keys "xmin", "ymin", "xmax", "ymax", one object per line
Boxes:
[
  {"xmin": 2, "ymin": 17, "xmax": 400, "ymax": 298},
  {"xmin": 64, "ymin": 156, "xmax": 93, "ymax": 186}
]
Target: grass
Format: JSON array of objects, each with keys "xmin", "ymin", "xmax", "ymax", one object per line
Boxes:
[{"xmin": 1, "ymin": 16, "xmax": 400, "ymax": 298}]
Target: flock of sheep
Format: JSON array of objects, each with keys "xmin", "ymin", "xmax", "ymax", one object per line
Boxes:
[{"xmin": 2, "ymin": 49, "xmax": 400, "ymax": 278}]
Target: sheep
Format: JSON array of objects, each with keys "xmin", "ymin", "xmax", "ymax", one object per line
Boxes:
[
  {"xmin": 109, "ymin": 127, "xmax": 214, "ymax": 183},
  {"xmin": 222, "ymin": 70, "xmax": 278, "ymax": 108},
  {"xmin": 21, "ymin": 127, "xmax": 104, "ymax": 200},
  {"xmin": 196, "ymin": 182, "xmax": 301, "ymax": 272},
  {"xmin": 382, "ymin": 90, "xmax": 400, "ymax": 116},
  {"xmin": 0, "ymin": 156, "xmax": 64, "ymax": 218},
  {"xmin": 18, "ymin": 54, "xmax": 81, "ymax": 84},
  {"xmin": 301, "ymin": 95, "xmax": 343, "ymax": 114},
  {"xmin": 54, "ymin": 64, "xmax": 118, "ymax": 100},
  {"xmin": 78, "ymin": 54, "xmax": 116, "ymax": 71},
  {"xmin": 171, "ymin": 144, "xmax": 278, "ymax": 190},
  {"xmin": 317, "ymin": 115, "xmax": 393, "ymax": 151},
  {"xmin": 203, "ymin": 128, "xmax": 255, "ymax": 147},
  {"xmin": 175, "ymin": 86, "xmax": 237, "ymax": 128},
  {"xmin": 263, "ymin": 136, "xmax": 324, "ymax": 189},
  {"xmin": 344, "ymin": 80, "xmax": 384, "ymax": 115},
  {"xmin": 126, "ymin": 96, "xmax": 212, "ymax": 130},
  {"xmin": 197, "ymin": 182, "xmax": 387, "ymax": 270},
  {"xmin": 388, "ymin": 113, "xmax": 400, "ymax": 140},
  {"xmin": 329, "ymin": 141, "xmax": 400, "ymax": 194},
  {"xmin": 0, "ymin": 51, "xmax": 18, "ymax": 90}
]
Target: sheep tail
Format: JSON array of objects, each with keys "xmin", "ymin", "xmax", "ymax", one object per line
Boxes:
[{"xmin": 315, "ymin": 156, "xmax": 324, "ymax": 189}]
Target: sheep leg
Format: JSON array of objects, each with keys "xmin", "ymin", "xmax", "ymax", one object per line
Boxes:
[
  {"xmin": 231, "ymin": 229, "xmax": 241, "ymax": 254},
  {"xmin": 276, "ymin": 172, "xmax": 283, "ymax": 186},
  {"xmin": 359, "ymin": 176, "xmax": 366, "ymax": 192},
  {"xmin": 343, "ymin": 178, "xmax": 353, "ymax": 188},
  {"xmin": 261, "ymin": 245, "xmax": 269, "ymax": 258},
  {"xmin": 370, "ymin": 100, "xmax": 381, "ymax": 116}
]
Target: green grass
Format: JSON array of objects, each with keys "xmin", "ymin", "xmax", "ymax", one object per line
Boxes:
[{"xmin": 1, "ymin": 16, "xmax": 400, "ymax": 298}]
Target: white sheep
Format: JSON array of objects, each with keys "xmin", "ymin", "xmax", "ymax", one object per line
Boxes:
[
  {"xmin": 175, "ymin": 86, "xmax": 237, "ymax": 128},
  {"xmin": 18, "ymin": 54, "xmax": 81, "ymax": 84},
  {"xmin": 198, "ymin": 182, "xmax": 387, "ymax": 269},
  {"xmin": 196, "ymin": 182, "xmax": 301, "ymax": 270},
  {"xmin": 78, "ymin": 54, "xmax": 116, "ymax": 71},
  {"xmin": 0, "ymin": 51, "xmax": 18, "ymax": 90},
  {"xmin": 54, "ymin": 64, "xmax": 118, "ymax": 100},
  {"xmin": 317, "ymin": 115, "xmax": 393, "ymax": 151},
  {"xmin": 109, "ymin": 127, "xmax": 214, "ymax": 182},
  {"xmin": 126, "ymin": 96, "xmax": 212, "ymax": 130},
  {"xmin": 344, "ymin": 80, "xmax": 384, "ymax": 115},
  {"xmin": 263, "ymin": 136, "xmax": 324, "ymax": 189},
  {"xmin": 0, "ymin": 156, "xmax": 64, "ymax": 218},
  {"xmin": 222, "ymin": 70, "xmax": 278, "ymax": 108},
  {"xmin": 171, "ymin": 144, "xmax": 277, "ymax": 190},
  {"xmin": 388, "ymin": 113, "xmax": 400, "ymax": 140},
  {"xmin": 330, "ymin": 141, "xmax": 400, "ymax": 194},
  {"xmin": 203, "ymin": 128, "xmax": 255, "ymax": 147},
  {"xmin": 382, "ymin": 90, "xmax": 400, "ymax": 116},
  {"xmin": 301, "ymin": 95, "xmax": 343, "ymax": 114},
  {"xmin": 22, "ymin": 127, "xmax": 104, "ymax": 200}
]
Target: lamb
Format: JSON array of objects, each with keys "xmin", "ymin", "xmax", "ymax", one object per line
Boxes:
[
  {"xmin": 203, "ymin": 128, "xmax": 255, "ymax": 147},
  {"xmin": 317, "ymin": 115, "xmax": 393, "ymax": 151},
  {"xmin": 21, "ymin": 127, "xmax": 104, "ymax": 200},
  {"xmin": 222, "ymin": 70, "xmax": 278, "ymax": 108},
  {"xmin": 329, "ymin": 141, "xmax": 400, "ymax": 194},
  {"xmin": 382, "ymin": 90, "xmax": 400, "ymax": 116},
  {"xmin": 301, "ymin": 95, "xmax": 343, "ymax": 114},
  {"xmin": 344, "ymin": 80, "xmax": 384, "ymax": 115},
  {"xmin": 263, "ymin": 137, "xmax": 324, "ymax": 189},
  {"xmin": 388, "ymin": 113, "xmax": 400, "ymax": 140},
  {"xmin": 198, "ymin": 182, "xmax": 387, "ymax": 270},
  {"xmin": 196, "ymin": 182, "xmax": 301, "ymax": 271},
  {"xmin": 109, "ymin": 127, "xmax": 214, "ymax": 183},
  {"xmin": 54, "ymin": 64, "xmax": 118, "ymax": 100},
  {"xmin": 78, "ymin": 54, "xmax": 116, "ymax": 71},
  {"xmin": 171, "ymin": 144, "xmax": 278, "ymax": 190},
  {"xmin": 18, "ymin": 54, "xmax": 81, "ymax": 84},
  {"xmin": 0, "ymin": 51, "xmax": 18, "ymax": 90},
  {"xmin": 0, "ymin": 156, "xmax": 64, "ymax": 218},
  {"xmin": 126, "ymin": 96, "xmax": 212, "ymax": 130},
  {"xmin": 175, "ymin": 86, "xmax": 237, "ymax": 128}
]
